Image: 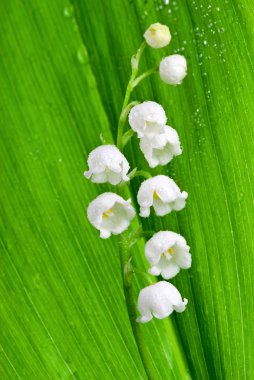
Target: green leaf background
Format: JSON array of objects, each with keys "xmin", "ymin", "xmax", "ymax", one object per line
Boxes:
[{"xmin": 1, "ymin": 0, "xmax": 254, "ymax": 379}]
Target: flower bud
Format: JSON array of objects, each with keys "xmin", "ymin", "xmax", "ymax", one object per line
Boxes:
[
  {"xmin": 159, "ymin": 55, "xmax": 187, "ymax": 85},
  {"xmin": 144, "ymin": 23, "xmax": 171, "ymax": 49}
]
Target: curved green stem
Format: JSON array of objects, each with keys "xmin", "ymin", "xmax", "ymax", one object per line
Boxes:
[
  {"xmin": 132, "ymin": 67, "xmax": 158, "ymax": 88},
  {"xmin": 117, "ymin": 42, "xmax": 146, "ymax": 150},
  {"xmin": 118, "ymin": 234, "xmax": 159, "ymax": 380},
  {"xmin": 134, "ymin": 170, "xmax": 152, "ymax": 179},
  {"xmin": 122, "ymin": 129, "xmax": 135, "ymax": 148},
  {"xmin": 132, "ymin": 268, "xmax": 154, "ymax": 283}
]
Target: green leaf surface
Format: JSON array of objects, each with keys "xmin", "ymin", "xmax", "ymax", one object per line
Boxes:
[{"xmin": 1, "ymin": 0, "xmax": 254, "ymax": 379}]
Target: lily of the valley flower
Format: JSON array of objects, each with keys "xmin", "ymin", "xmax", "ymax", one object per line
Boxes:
[
  {"xmin": 145, "ymin": 231, "xmax": 191, "ymax": 279},
  {"xmin": 144, "ymin": 23, "xmax": 171, "ymax": 49},
  {"xmin": 136, "ymin": 281, "xmax": 188, "ymax": 323},
  {"xmin": 139, "ymin": 125, "xmax": 182, "ymax": 168},
  {"xmin": 84, "ymin": 145, "xmax": 130, "ymax": 185},
  {"xmin": 87, "ymin": 192, "xmax": 135, "ymax": 239},
  {"xmin": 137, "ymin": 175, "xmax": 188, "ymax": 217},
  {"xmin": 159, "ymin": 55, "xmax": 187, "ymax": 85},
  {"xmin": 128, "ymin": 101, "xmax": 167, "ymax": 138}
]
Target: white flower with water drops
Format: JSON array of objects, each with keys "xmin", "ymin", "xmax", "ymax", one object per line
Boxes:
[
  {"xmin": 128, "ymin": 101, "xmax": 167, "ymax": 138},
  {"xmin": 87, "ymin": 192, "xmax": 135, "ymax": 239},
  {"xmin": 145, "ymin": 231, "xmax": 191, "ymax": 279},
  {"xmin": 159, "ymin": 55, "xmax": 187, "ymax": 85},
  {"xmin": 144, "ymin": 23, "xmax": 171, "ymax": 49},
  {"xmin": 136, "ymin": 281, "xmax": 188, "ymax": 323},
  {"xmin": 139, "ymin": 125, "xmax": 182, "ymax": 168},
  {"xmin": 84, "ymin": 145, "xmax": 130, "ymax": 185},
  {"xmin": 137, "ymin": 175, "xmax": 188, "ymax": 217}
]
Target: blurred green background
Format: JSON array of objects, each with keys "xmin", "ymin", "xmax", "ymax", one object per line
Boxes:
[{"xmin": 1, "ymin": 0, "xmax": 254, "ymax": 379}]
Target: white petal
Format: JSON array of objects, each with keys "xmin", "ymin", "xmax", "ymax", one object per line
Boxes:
[
  {"xmin": 84, "ymin": 170, "xmax": 92, "ymax": 179},
  {"xmin": 90, "ymin": 172, "xmax": 108, "ymax": 184},
  {"xmin": 174, "ymin": 298, "xmax": 188, "ymax": 313},
  {"xmin": 145, "ymin": 231, "xmax": 176, "ymax": 265},
  {"xmin": 100, "ymin": 229, "xmax": 111, "ymax": 239},
  {"xmin": 148, "ymin": 266, "xmax": 161, "ymax": 276},
  {"xmin": 107, "ymin": 171, "xmax": 122, "ymax": 185},
  {"xmin": 140, "ymin": 206, "xmax": 150, "ymax": 218},
  {"xmin": 161, "ymin": 263, "xmax": 180, "ymax": 279},
  {"xmin": 153, "ymin": 198, "xmax": 172, "ymax": 216},
  {"xmin": 172, "ymin": 191, "xmax": 188, "ymax": 211},
  {"xmin": 175, "ymin": 248, "xmax": 192, "ymax": 269}
]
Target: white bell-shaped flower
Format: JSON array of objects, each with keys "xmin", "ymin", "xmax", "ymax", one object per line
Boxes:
[
  {"xmin": 137, "ymin": 175, "xmax": 188, "ymax": 217},
  {"xmin": 139, "ymin": 125, "xmax": 182, "ymax": 168},
  {"xmin": 128, "ymin": 101, "xmax": 167, "ymax": 138},
  {"xmin": 87, "ymin": 192, "xmax": 135, "ymax": 239},
  {"xmin": 159, "ymin": 55, "xmax": 187, "ymax": 85},
  {"xmin": 84, "ymin": 145, "xmax": 130, "ymax": 185},
  {"xmin": 136, "ymin": 281, "xmax": 188, "ymax": 323},
  {"xmin": 145, "ymin": 231, "xmax": 191, "ymax": 279},
  {"xmin": 144, "ymin": 23, "xmax": 171, "ymax": 49}
]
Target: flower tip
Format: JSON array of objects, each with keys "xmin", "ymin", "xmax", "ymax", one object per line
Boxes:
[
  {"xmin": 100, "ymin": 230, "xmax": 111, "ymax": 239},
  {"xmin": 144, "ymin": 23, "xmax": 171, "ymax": 49},
  {"xmin": 139, "ymin": 207, "xmax": 150, "ymax": 218},
  {"xmin": 136, "ymin": 315, "xmax": 152, "ymax": 324},
  {"xmin": 84, "ymin": 170, "xmax": 90, "ymax": 179},
  {"xmin": 182, "ymin": 191, "xmax": 188, "ymax": 199}
]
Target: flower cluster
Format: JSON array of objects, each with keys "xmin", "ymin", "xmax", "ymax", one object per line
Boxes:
[
  {"xmin": 84, "ymin": 23, "xmax": 190, "ymax": 324},
  {"xmin": 129, "ymin": 101, "xmax": 182, "ymax": 168}
]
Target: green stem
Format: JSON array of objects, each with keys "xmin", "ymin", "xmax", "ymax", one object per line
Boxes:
[
  {"xmin": 117, "ymin": 42, "xmax": 146, "ymax": 150},
  {"xmin": 122, "ymin": 129, "xmax": 135, "ymax": 148},
  {"xmin": 132, "ymin": 268, "xmax": 154, "ymax": 283},
  {"xmin": 118, "ymin": 234, "xmax": 159, "ymax": 380},
  {"xmin": 134, "ymin": 170, "xmax": 152, "ymax": 179},
  {"xmin": 132, "ymin": 67, "xmax": 158, "ymax": 88}
]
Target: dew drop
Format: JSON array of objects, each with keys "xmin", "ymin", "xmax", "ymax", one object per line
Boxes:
[
  {"xmin": 77, "ymin": 45, "xmax": 88, "ymax": 64},
  {"xmin": 63, "ymin": 4, "xmax": 74, "ymax": 18}
]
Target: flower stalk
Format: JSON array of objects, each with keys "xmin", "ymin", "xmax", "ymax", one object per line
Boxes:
[
  {"xmin": 84, "ymin": 21, "xmax": 190, "ymax": 379},
  {"xmin": 117, "ymin": 42, "xmax": 146, "ymax": 150},
  {"xmin": 118, "ymin": 233, "xmax": 159, "ymax": 379}
]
